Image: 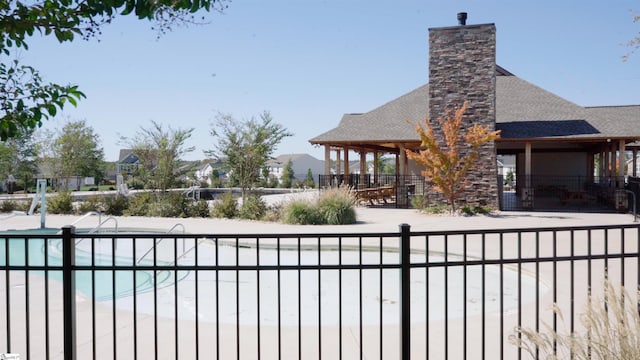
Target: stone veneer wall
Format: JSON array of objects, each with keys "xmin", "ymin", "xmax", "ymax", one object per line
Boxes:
[{"xmin": 427, "ymin": 23, "xmax": 499, "ymax": 208}]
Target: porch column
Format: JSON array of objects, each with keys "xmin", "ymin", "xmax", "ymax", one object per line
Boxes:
[
  {"xmin": 324, "ymin": 145, "xmax": 331, "ymax": 177},
  {"xmin": 399, "ymin": 145, "xmax": 406, "ymax": 176},
  {"xmin": 525, "ymin": 142, "xmax": 532, "ymax": 188},
  {"xmin": 343, "ymin": 147, "xmax": 350, "ymax": 185},
  {"xmin": 599, "ymin": 149, "xmax": 605, "ymax": 179},
  {"xmin": 633, "ymin": 149, "xmax": 638, "ymax": 177},
  {"xmin": 373, "ymin": 151, "xmax": 379, "ymax": 185},
  {"xmin": 619, "ymin": 140, "xmax": 626, "ymax": 187},
  {"xmin": 335, "ymin": 149, "xmax": 341, "ymax": 176},
  {"xmin": 359, "ymin": 150, "xmax": 367, "ymax": 188},
  {"xmin": 612, "ymin": 141, "xmax": 618, "ymax": 189},
  {"xmin": 604, "ymin": 145, "xmax": 610, "ymax": 180}
]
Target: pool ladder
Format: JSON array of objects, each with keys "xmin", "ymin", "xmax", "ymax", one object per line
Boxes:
[{"xmin": 135, "ymin": 223, "xmax": 194, "ymax": 265}]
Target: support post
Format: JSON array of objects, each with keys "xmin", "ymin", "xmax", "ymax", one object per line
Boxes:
[
  {"xmin": 399, "ymin": 223, "xmax": 411, "ymax": 360},
  {"xmin": 62, "ymin": 225, "xmax": 77, "ymax": 360}
]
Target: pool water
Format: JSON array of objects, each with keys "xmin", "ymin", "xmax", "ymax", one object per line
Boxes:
[
  {"xmin": 0, "ymin": 230, "xmax": 174, "ymax": 301},
  {"xmin": 2, "ymin": 232, "xmax": 546, "ymax": 326}
]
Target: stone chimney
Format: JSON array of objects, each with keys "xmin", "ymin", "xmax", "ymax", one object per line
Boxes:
[{"xmin": 427, "ymin": 14, "xmax": 499, "ymax": 208}]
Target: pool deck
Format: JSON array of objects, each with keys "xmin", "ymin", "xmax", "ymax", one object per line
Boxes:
[{"xmin": 2, "ymin": 192, "xmax": 639, "ymax": 359}]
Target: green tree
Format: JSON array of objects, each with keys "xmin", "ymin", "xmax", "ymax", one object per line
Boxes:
[
  {"xmin": 304, "ymin": 168, "xmax": 315, "ymax": 188},
  {"xmin": 406, "ymin": 102, "xmax": 500, "ymax": 213},
  {"xmin": 52, "ymin": 120, "xmax": 105, "ymax": 190},
  {"xmin": 120, "ymin": 120, "xmax": 194, "ymax": 191},
  {"xmin": 0, "ymin": 127, "xmax": 38, "ymax": 192},
  {"xmin": 0, "ymin": 0, "xmax": 229, "ymax": 140},
  {"xmin": 280, "ymin": 159, "xmax": 294, "ymax": 188},
  {"xmin": 207, "ymin": 111, "xmax": 292, "ymax": 202}
]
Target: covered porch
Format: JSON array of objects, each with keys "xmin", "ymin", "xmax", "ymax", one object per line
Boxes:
[{"xmin": 498, "ymin": 137, "xmax": 640, "ymax": 212}]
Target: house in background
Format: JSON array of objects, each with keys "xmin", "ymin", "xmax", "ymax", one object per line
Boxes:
[
  {"xmin": 194, "ymin": 159, "xmax": 227, "ymax": 187},
  {"xmin": 310, "ymin": 13, "xmax": 640, "ymax": 211},
  {"xmin": 266, "ymin": 154, "xmax": 325, "ymax": 184},
  {"xmin": 116, "ymin": 149, "xmax": 140, "ymax": 176}
]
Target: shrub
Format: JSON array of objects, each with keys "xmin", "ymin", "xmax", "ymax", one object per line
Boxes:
[
  {"xmin": 317, "ymin": 187, "xmax": 356, "ymax": 225},
  {"xmin": 511, "ymin": 280, "xmax": 640, "ymax": 359},
  {"xmin": 238, "ymin": 194, "xmax": 267, "ymax": 220},
  {"xmin": 104, "ymin": 195, "xmax": 127, "ymax": 216},
  {"xmin": 411, "ymin": 195, "xmax": 428, "ymax": 210},
  {"xmin": 461, "ymin": 205, "xmax": 492, "ymax": 216},
  {"xmin": 14, "ymin": 200, "xmax": 30, "ymax": 212},
  {"xmin": 0, "ymin": 200, "xmax": 17, "ymax": 213},
  {"xmin": 188, "ymin": 199, "xmax": 211, "ymax": 218},
  {"xmin": 282, "ymin": 199, "xmax": 323, "ymax": 225},
  {"xmin": 47, "ymin": 191, "xmax": 74, "ymax": 214},
  {"xmin": 263, "ymin": 202, "xmax": 283, "ymax": 222},
  {"xmin": 211, "ymin": 191, "xmax": 238, "ymax": 219},
  {"xmin": 124, "ymin": 192, "xmax": 154, "ymax": 216},
  {"xmin": 77, "ymin": 196, "xmax": 104, "ymax": 214},
  {"xmin": 422, "ymin": 204, "xmax": 449, "ymax": 214},
  {"xmin": 147, "ymin": 192, "xmax": 190, "ymax": 218}
]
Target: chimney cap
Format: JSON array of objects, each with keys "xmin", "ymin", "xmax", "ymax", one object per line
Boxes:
[{"xmin": 457, "ymin": 12, "xmax": 467, "ymax": 26}]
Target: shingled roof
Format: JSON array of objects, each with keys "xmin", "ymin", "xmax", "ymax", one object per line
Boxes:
[{"xmin": 309, "ymin": 70, "xmax": 640, "ymax": 146}]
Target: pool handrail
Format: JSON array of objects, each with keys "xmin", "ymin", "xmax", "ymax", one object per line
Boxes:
[
  {"xmin": 135, "ymin": 222, "xmax": 187, "ymax": 264},
  {"xmin": 70, "ymin": 211, "xmax": 102, "ymax": 228},
  {"xmin": 87, "ymin": 216, "xmax": 118, "ymax": 234},
  {"xmin": 74, "ymin": 216, "xmax": 119, "ymax": 248},
  {"xmin": 166, "ymin": 223, "xmax": 185, "ymax": 234}
]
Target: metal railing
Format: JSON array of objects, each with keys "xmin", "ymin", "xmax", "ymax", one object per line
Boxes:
[
  {"xmin": 501, "ymin": 175, "xmax": 626, "ymax": 211},
  {"xmin": 318, "ymin": 174, "xmax": 426, "ymax": 208},
  {"xmin": 2, "ymin": 224, "xmax": 640, "ymax": 359}
]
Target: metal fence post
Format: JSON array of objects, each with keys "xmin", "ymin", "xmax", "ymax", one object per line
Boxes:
[
  {"xmin": 399, "ymin": 223, "xmax": 411, "ymax": 360},
  {"xmin": 62, "ymin": 225, "xmax": 77, "ymax": 360}
]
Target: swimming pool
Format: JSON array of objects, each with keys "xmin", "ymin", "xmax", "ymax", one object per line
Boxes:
[
  {"xmin": 2, "ymin": 232, "xmax": 546, "ymax": 325},
  {"xmin": 0, "ymin": 230, "xmax": 177, "ymax": 301},
  {"xmin": 118, "ymin": 241, "xmax": 546, "ymax": 326}
]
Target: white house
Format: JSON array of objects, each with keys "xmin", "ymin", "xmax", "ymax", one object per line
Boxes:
[{"xmin": 194, "ymin": 160, "xmax": 226, "ymax": 186}]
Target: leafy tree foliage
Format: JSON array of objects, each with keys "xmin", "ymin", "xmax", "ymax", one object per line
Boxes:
[
  {"xmin": 120, "ymin": 120, "xmax": 194, "ymax": 191},
  {"xmin": 208, "ymin": 111, "xmax": 292, "ymax": 202},
  {"xmin": 52, "ymin": 120, "xmax": 105, "ymax": 189},
  {"xmin": 0, "ymin": 0, "xmax": 229, "ymax": 140},
  {"xmin": 304, "ymin": 168, "xmax": 315, "ymax": 188},
  {"xmin": 280, "ymin": 159, "xmax": 294, "ymax": 188},
  {"xmin": 624, "ymin": 12, "xmax": 640, "ymax": 61},
  {"xmin": 406, "ymin": 102, "xmax": 500, "ymax": 213},
  {"xmin": 0, "ymin": 126, "xmax": 38, "ymax": 192}
]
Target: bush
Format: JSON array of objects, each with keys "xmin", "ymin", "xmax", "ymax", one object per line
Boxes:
[
  {"xmin": 47, "ymin": 191, "xmax": 74, "ymax": 214},
  {"xmin": 211, "ymin": 191, "xmax": 238, "ymax": 219},
  {"xmin": 461, "ymin": 205, "xmax": 492, "ymax": 216},
  {"xmin": 188, "ymin": 199, "xmax": 211, "ymax": 218},
  {"xmin": 411, "ymin": 195, "xmax": 428, "ymax": 209},
  {"xmin": 14, "ymin": 200, "xmax": 30, "ymax": 212},
  {"xmin": 147, "ymin": 192, "xmax": 190, "ymax": 218},
  {"xmin": 238, "ymin": 194, "xmax": 267, "ymax": 220},
  {"xmin": 104, "ymin": 195, "xmax": 127, "ymax": 216},
  {"xmin": 124, "ymin": 192, "xmax": 154, "ymax": 216},
  {"xmin": 282, "ymin": 199, "xmax": 323, "ymax": 225},
  {"xmin": 76, "ymin": 196, "xmax": 104, "ymax": 214},
  {"xmin": 317, "ymin": 187, "xmax": 356, "ymax": 225},
  {"xmin": 0, "ymin": 200, "xmax": 17, "ymax": 213}
]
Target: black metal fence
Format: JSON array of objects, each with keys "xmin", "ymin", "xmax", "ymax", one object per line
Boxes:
[
  {"xmin": 501, "ymin": 175, "xmax": 626, "ymax": 211},
  {"xmin": 2, "ymin": 224, "xmax": 640, "ymax": 359},
  {"xmin": 318, "ymin": 174, "xmax": 426, "ymax": 208}
]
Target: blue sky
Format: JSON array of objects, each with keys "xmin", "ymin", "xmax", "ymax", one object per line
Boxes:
[{"xmin": 19, "ymin": 0, "xmax": 640, "ymax": 161}]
